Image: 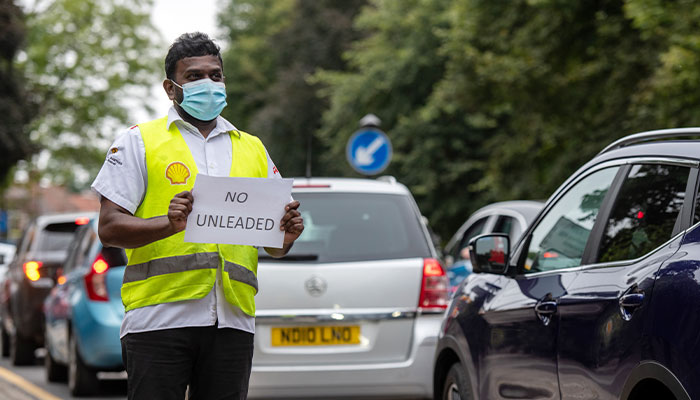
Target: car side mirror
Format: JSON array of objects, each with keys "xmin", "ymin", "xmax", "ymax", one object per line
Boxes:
[{"xmin": 468, "ymin": 234, "xmax": 510, "ymax": 275}]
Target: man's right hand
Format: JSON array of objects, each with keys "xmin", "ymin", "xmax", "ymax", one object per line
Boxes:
[{"xmin": 168, "ymin": 191, "xmax": 194, "ymax": 233}]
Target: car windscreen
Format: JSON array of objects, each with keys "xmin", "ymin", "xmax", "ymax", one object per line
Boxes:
[
  {"xmin": 261, "ymin": 192, "xmax": 431, "ymax": 263},
  {"xmin": 36, "ymin": 222, "xmax": 80, "ymax": 252}
]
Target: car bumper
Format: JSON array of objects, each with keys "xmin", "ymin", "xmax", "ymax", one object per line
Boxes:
[{"xmin": 248, "ymin": 314, "xmax": 442, "ymax": 399}]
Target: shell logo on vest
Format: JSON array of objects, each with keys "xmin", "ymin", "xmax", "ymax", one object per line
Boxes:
[{"xmin": 165, "ymin": 161, "xmax": 191, "ymax": 185}]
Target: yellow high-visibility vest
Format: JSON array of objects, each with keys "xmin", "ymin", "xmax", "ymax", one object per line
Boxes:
[{"xmin": 121, "ymin": 116, "xmax": 268, "ymax": 316}]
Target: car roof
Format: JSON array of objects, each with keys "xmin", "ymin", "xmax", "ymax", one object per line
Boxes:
[
  {"xmin": 471, "ymin": 200, "xmax": 545, "ymax": 224},
  {"xmin": 291, "ymin": 176, "xmax": 411, "ymax": 195},
  {"xmin": 593, "ymin": 140, "xmax": 700, "ymax": 165},
  {"xmin": 34, "ymin": 211, "xmax": 98, "ymax": 227},
  {"xmin": 0, "ymin": 242, "xmax": 15, "ymax": 252}
]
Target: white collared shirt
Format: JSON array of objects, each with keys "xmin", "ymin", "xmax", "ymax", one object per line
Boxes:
[{"xmin": 91, "ymin": 107, "xmax": 282, "ymax": 337}]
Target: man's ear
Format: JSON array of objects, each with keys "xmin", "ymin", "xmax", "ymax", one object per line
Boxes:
[{"xmin": 163, "ymin": 79, "xmax": 176, "ymax": 101}]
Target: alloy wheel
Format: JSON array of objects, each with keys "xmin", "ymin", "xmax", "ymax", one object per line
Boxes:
[{"xmin": 446, "ymin": 382, "xmax": 462, "ymax": 400}]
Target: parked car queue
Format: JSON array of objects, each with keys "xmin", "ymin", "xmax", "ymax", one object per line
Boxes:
[{"xmin": 2, "ymin": 128, "xmax": 700, "ymax": 399}]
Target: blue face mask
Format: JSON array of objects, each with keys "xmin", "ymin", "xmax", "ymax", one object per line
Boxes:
[{"xmin": 171, "ymin": 78, "xmax": 227, "ymax": 121}]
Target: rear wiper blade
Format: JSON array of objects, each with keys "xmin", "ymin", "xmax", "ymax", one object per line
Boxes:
[{"xmin": 258, "ymin": 254, "xmax": 319, "ymax": 261}]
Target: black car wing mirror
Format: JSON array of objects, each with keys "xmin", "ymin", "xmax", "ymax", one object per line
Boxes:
[{"xmin": 468, "ymin": 233, "xmax": 510, "ymax": 275}]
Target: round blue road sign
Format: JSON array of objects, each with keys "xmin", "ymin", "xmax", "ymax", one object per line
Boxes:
[{"xmin": 346, "ymin": 129, "xmax": 393, "ymax": 175}]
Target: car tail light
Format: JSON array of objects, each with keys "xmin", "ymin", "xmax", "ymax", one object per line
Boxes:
[
  {"xmin": 75, "ymin": 216, "xmax": 90, "ymax": 225},
  {"xmin": 23, "ymin": 261, "xmax": 43, "ymax": 281},
  {"xmin": 85, "ymin": 255, "xmax": 110, "ymax": 301},
  {"xmin": 419, "ymin": 258, "xmax": 449, "ymax": 312}
]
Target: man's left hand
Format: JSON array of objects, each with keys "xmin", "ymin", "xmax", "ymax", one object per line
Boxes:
[{"xmin": 280, "ymin": 200, "xmax": 304, "ymax": 245}]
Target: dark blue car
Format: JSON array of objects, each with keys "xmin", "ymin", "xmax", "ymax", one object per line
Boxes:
[
  {"xmin": 44, "ymin": 217, "xmax": 126, "ymax": 396},
  {"xmin": 433, "ymin": 128, "xmax": 700, "ymax": 400}
]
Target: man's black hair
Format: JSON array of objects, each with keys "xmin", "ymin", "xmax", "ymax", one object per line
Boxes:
[{"xmin": 165, "ymin": 32, "xmax": 223, "ymax": 80}]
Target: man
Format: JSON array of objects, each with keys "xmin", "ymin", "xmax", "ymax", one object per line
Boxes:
[{"xmin": 92, "ymin": 32, "xmax": 303, "ymax": 400}]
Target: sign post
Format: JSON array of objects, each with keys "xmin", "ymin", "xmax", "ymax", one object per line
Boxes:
[{"xmin": 346, "ymin": 114, "xmax": 392, "ymax": 175}]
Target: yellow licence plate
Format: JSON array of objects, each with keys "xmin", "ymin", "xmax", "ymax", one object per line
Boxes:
[{"xmin": 271, "ymin": 325, "xmax": 360, "ymax": 346}]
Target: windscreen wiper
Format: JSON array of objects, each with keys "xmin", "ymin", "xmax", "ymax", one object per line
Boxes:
[{"xmin": 258, "ymin": 254, "xmax": 319, "ymax": 261}]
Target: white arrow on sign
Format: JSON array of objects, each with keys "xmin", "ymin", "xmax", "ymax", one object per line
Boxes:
[{"xmin": 355, "ymin": 137, "xmax": 385, "ymax": 166}]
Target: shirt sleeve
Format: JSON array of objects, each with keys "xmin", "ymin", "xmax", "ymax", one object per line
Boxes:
[
  {"xmin": 263, "ymin": 147, "xmax": 295, "ymax": 202},
  {"xmin": 91, "ymin": 126, "xmax": 147, "ymax": 214},
  {"xmin": 265, "ymin": 147, "xmax": 282, "ymax": 179}
]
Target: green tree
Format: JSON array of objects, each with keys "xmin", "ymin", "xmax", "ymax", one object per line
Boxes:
[
  {"xmin": 220, "ymin": 0, "xmax": 366, "ymax": 177},
  {"xmin": 0, "ymin": 0, "xmax": 34, "ymax": 185},
  {"xmin": 450, "ymin": 0, "xmax": 660, "ymax": 204},
  {"xmin": 18, "ymin": 0, "xmax": 162, "ymax": 189},
  {"xmin": 220, "ymin": 0, "xmax": 700, "ymax": 243},
  {"xmin": 314, "ymin": 0, "xmax": 465, "ymax": 238},
  {"xmin": 317, "ymin": 0, "xmax": 670, "ymax": 240},
  {"xmin": 624, "ymin": 0, "xmax": 700, "ymax": 129}
]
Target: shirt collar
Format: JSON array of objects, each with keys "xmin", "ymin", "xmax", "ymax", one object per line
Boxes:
[{"xmin": 165, "ymin": 106, "xmax": 238, "ymax": 139}]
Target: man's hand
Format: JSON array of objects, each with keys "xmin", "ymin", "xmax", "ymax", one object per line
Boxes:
[
  {"xmin": 168, "ymin": 191, "xmax": 194, "ymax": 233},
  {"xmin": 264, "ymin": 200, "xmax": 304, "ymax": 258},
  {"xmin": 280, "ymin": 200, "xmax": 304, "ymax": 244}
]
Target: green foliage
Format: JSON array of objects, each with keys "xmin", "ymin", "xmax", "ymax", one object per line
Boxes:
[
  {"xmin": 219, "ymin": 0, "xmax": 700, "ymax": 242},
  {"xmin": 0, "ymin": 0, "xmax": 34, "ymax": 185},
  {"xmin": 17, "ymin": 0, "xmax": 162, "ymax": 188},
  {"xmin": 220, "ymin": 0, "xmax": 366, "ymax": 177},
  {"xmin": 315, "ymin": 0, "xmax": 485, "ymax": 238}
]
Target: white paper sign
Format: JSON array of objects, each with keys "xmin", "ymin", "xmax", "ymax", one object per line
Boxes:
[{"xmin": 184, "ymin": 175, "xmax": 294, "ymax": 248}]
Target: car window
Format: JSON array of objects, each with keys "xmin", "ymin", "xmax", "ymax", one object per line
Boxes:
[
  {"xmin": 693, "ymin": 176, "xmax": 700, "ymax": 225},
  {"xmin": 267, "ymin": 192, "xmax": 431, "ymax": 263},
  {"xmin": 36, "ymin": 222, "xmax": 80, "ymax": 252},
  {"xmin": 16, "ymin": 224, "xmax": 35, "ymax": 259},
  {"xmin": 455, "ymin": 217, "xmax": 488, "ymax": 261},
  {"xmin": 524, "ymin": 167, "xmax": 620, "ymax": 273},
  {"xmin": 62, "ymin": 226, "xmax": 88, "ymax": 274},
  {"xmin": 493, "ymin": 216, "xmax": 522, "ymax": 243},
  {"xmin": 66, "ymin": 226, "xmax": 97, "ymax": 273},
  {"xmin": 597, "ymin": 164, "xmax": 689, "ymax": 263}
]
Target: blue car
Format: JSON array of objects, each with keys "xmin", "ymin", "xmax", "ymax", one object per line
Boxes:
[
  {"xmin": 434, "ymin": 128, "xmax": 700, "ymax": 400},
  {"xmin": 44, "ymin": 217, "xmax": 126, "ymax": 396}
]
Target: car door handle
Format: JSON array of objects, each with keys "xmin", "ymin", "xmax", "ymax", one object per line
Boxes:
[
  {"xmin": 619, "ymin": 293, "xmax": 644, "ymax": 308},
  {"xmin": 619, "ymin": 291, "xmax": 644, "ymax": 321},
  {"xmin": 535, "ymin": 299, "xmax": 557, "ymax": 326},
  {"xmin": 535, "ymin": 301, "xmax": 557, "ymax": 315}
]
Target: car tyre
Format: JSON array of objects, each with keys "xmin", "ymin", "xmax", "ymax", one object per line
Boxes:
[
  {"xmin": 442, "ymin": 363, "xmax": 473, "ymax": 400},
  {"xmin": 68, "ymin": 334, "xmax": 98, "ymax": 396},
  {"xmin": 0, "ymin": 326, "xmax": 9, "ymax": 358},
  {"xmin": 45, "ymin": 348, "xmax": 68, "ymax": 382},
  {"xmin": 10, "ymin": 332, "xmax": 35, "ymax": 366}
]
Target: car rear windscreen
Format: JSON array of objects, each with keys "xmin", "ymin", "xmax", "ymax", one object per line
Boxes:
[
  {"xmin": 37, "ymin": 222, "xmax": 79, "ymax": 252},
  {"xmin": 266, "ymin": 192, "xmax": 431, "ymax": 263}
]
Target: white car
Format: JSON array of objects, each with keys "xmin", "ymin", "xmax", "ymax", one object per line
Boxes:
[
  {"xmin": 0, "ymin": 242, "xmax": 16, "ymax": 282},
  {"xmin": 249, "ymin": 177, "xmax": 448, "ymax": 399}
]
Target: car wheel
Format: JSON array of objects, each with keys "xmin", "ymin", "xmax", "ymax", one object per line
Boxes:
[
  {"xmin": 0, "ymin": 326, "xmax": 9, "ymax": 357},
  {"xmin": 442, "ymin": 363, "xmax": 472, "ymax": 400},
  {"xmin": 68, "ymin": 334, "xmax": 98, "ymax": 396},
  {"xmin": 10, "ymin": 332, "xmax": 35, "ymax": 366},
  {"xmin": 45, "ymin": 347, "xmax": 68, "ymax": 383}
]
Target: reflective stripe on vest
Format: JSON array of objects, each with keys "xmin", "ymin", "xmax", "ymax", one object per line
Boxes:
[
  {"xmin": 121, "ymin": 116, "xmax": 267, "ymax": 315},
  {"xmin": 122, "ymin": 252, "xmax": 259, "ymax": 291}
]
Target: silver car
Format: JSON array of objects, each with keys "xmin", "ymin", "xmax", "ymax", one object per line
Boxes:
[
  {"xmin": 442, "ymin": 200, "xmax": 544, "ymax": 291},
  {"xmin": 249, "ymin": 177, "xmax": 447, "ymax": 399}
]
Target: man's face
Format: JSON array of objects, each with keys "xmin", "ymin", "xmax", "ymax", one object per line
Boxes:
[{"xmin": 164, "ymin": 54, "xmax": 224, "ymax": 103}]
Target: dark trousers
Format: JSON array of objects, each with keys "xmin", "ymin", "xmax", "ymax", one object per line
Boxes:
[{"xmin": 121, "ymin": 325, "xmax": 254, "ymax": 400}]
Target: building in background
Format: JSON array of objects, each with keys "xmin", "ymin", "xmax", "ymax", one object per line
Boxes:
[{"xmin": 1, "ymin": 184, "xmax": 99, "ymax": 242}]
